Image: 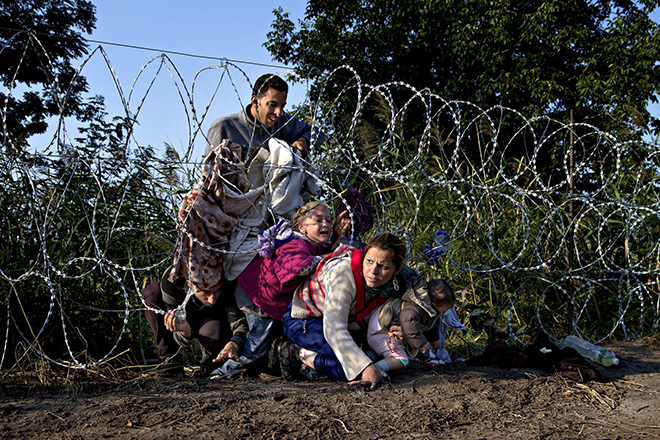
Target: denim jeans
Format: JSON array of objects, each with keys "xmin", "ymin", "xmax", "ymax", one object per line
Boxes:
[{"xmin": 242, "ymin": 312, "xmax": 276, "ymax": 361}]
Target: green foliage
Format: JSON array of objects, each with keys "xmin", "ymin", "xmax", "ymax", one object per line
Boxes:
[
  {"xmin": 0, "ymin": 0, "xmax": 96, "ymax": 149},
  {"xmin": 267, "ymin": 0, "xmax": 660, "ymax": 141},
  {"xmin": 0, "ymin": 94, "xmax": 178, "ymax": 366}
]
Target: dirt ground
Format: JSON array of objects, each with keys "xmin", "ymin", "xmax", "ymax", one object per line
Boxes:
[{"xmin": 1, "ymin": 337, "xmax": 659, "ymax": 440}]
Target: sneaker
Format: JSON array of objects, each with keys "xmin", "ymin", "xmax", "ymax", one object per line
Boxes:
[
  {"xmin": 209, "ymin": 357, "xmax": 250, "ymax": 379},
  {"xmin": 278, "ymin": 340, "xmax": 302, "ymax": 381},
  {"xmin": 301, "ymin": 365, "xmax": 327, "ymax": 381},
  {"xmin": 156, "ymin": 354, "xmax": 185, "ymax": 378}
]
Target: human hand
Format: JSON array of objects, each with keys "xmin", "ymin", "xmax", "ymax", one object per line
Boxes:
[
  {"xmin": 333, "ymin": 210, "xmax": 350, "ymax": 238},
  {"xmin": 348, "ymin": 364, "xmax": 384, "ymax": 390},
  {"xmin": 430, "ymin": 341, "xmax": 441, "ymax": 350},
  {"xmin": 388, "ymin": 325, "xmax": 403, "ymax": 342},
  {"xmin": 213, "ymin": 341, "xmax": 241, "ymax": 363},
  {"xmin": 420, "ymin": 342, "xmax": 430, "ymax": 354},
  {"xmin": 164, "ymin": 310, "xmax": 192, "ymax": 339},
  {"xmin": 292, "ymin": 137, "xmax": 309, "ymax": 158}
]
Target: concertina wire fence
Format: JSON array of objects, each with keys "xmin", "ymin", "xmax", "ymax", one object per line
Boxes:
[{"xmin": 1, "ymin": 32, "xmax": 659, "ymax": 370}]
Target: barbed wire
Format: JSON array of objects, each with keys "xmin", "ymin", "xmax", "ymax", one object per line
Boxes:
[{"xmin": 2, "ymin": 33, "xmax": 660, "ymax": 371}]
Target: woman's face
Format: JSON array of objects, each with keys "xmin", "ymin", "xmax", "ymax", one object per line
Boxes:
[{"xmin": 362, "ymin": 247, "xmax": 398, "ymax": 288}]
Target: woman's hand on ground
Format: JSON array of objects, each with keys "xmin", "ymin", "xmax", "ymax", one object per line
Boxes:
[{"xmin": 348, "ymin": 364, "xmax": 384, "ymax": 390}]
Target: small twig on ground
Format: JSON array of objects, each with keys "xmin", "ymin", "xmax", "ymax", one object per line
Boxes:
[
  {"xmin": 189, "ymin": 396, "xmax": 201, "ymax": 409},
  {"xmin": 45, "ymin": 411, "xmax": 66, "ymax": 422},
  {"xmin": 353, "ymin": 402, "xmax": 375, "ymax": 409},
  {"xmin": 619, "ymin": 421, "xmax": 660, "ymax": 429},
  {"xmin": 582, "ymin": 418, "xmax": 660, "ymax": 439},
  {"xmin": 617, "ymin": 379, "xmax": 659, "ymax": 396},
  {"xmin": 332, "ymin": 418, "xmax": 353, "ymax": 433},
  {"xmin": 156, "ymin": 414, "xmax": 189, "ymax": 428}
]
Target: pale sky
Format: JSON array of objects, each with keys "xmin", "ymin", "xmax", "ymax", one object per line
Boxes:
[
  {"xmin": 32, "ymin": 1, "xmax": 660, "ymax": 158},
  {"xmin": 70, "ymin": 0, "xmax": 309, "ymax": 161}
]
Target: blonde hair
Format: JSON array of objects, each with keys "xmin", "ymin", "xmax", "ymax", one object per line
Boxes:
[{"xmin": 291, "ymin": 201, "xmax": 331, "ymax": 232}]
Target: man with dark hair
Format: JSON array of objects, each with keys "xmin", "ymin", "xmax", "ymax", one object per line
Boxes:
[
  {"xmin": 204, "ymin": 73, "xmax": 324, "ymax": 163},
  {"xmin": 193, "ymin": 74, "xmax": 329, "ymax": 377}
]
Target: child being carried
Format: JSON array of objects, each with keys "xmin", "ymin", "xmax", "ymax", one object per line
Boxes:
[{"xmin": 367, "ymin": 276, "xmax": 455, "ymax": 376}]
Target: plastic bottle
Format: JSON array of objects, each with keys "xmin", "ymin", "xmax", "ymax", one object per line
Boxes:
[{"xmin": 562, "ymin": 335, "xmax": 619, "ymax": 367}]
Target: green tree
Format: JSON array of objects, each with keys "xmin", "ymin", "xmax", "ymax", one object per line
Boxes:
[
  {"xmin": 0, "ymin": 0, "xmax": 96, "ymax": 150},
  {"xmin": 267, "ymin": 1, "xmax": 660, "ymax": 340},
  {"xmin": 0, "ymin": 2, "xmax": 186, "ymax": 368},
  {"xmin": 266, "ymin": 0, "xmax": 660, "ymax": 140}
]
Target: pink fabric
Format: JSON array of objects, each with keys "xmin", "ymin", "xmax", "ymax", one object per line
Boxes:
[
  {"xmin": 238, "ymin": 238, "xmax": 326, "ymax": 320},
  {"xmin": 368, "ymin": 331, "xmax": 408, "ymax": 362},
  {"xmin": 367, "ymin": 305, "xmax": 408, "ymax": 362}
]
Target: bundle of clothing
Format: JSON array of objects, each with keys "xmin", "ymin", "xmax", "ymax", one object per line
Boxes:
[
  {"xmin": 171, "ymin": 138, "xmax": 320, "ymax": 291},
  {"xmin": 466, "ymin": 332, "xmax": 604, "ymax": 383}
]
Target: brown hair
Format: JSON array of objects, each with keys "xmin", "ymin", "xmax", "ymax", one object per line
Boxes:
[
  {"xmin": 428, "ymin": 278, "xmax": 455, "ymax": 307},
  {"xmin": 291, "ymin": 201, "xmax": 331, "ymax": 232},
  {"xmin": 364, "ymin": 232, "xmax": 407, "ymax": 272}
]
